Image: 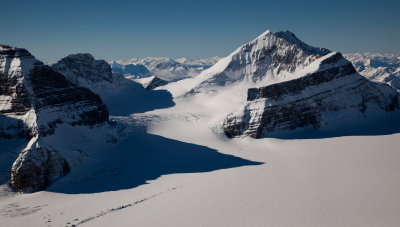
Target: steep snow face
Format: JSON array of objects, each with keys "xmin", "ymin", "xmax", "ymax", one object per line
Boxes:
[
  {"xmin": 344, "ymin": 53, "xmax": 400, "ymax": 90},
  {"xmin": 223, "ymin": 52, "xmax": 399, "ymax": 138},
  {"xmin": 167, "ymin": 30, "xmax": 330, "ymax": 96}
]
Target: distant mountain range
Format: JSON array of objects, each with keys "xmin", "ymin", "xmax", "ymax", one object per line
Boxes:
[
  {"xmin": 109, "ymin": 56, "xmax": 220, "ymax": 81},
  {"xmin": 344, "ymin": 53, "xmax": 400, "ymax": 91}
]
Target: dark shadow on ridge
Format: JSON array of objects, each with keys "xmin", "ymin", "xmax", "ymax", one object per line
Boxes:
[
  {"xmin": 46, "ymin": 132, "xmax": 262, "ymax": 194},
  {"xmin": 261, "ymin": 111, "xmax": 400, "ymax": 140},
  {"xmin": 0, "ymin": 115, "xmax": 30, "ymax": 185}
]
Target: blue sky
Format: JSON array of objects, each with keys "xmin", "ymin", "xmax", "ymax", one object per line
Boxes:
[{"xmin": 2, "ymin": 0, "xmax": 399, "ymax": 63}]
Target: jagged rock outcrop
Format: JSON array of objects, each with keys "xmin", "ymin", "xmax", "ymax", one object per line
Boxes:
[
  {"xmin": 142, "ymin": 76, "xmax": 168, "ymax": 90},
  {"xmin": 30, "ymin": 65, "xmax": 109, "ymax": 135},
  {"xmin": 223, "ymin": 52, "xmax": 399, "ymax": 138},
  {"xmin": 1, "ymin": 44, "xmax": 109, "ymax": 191},
  {"xmin": 10, "ymin": 138, "xmax": 70, "ymax": 192}
]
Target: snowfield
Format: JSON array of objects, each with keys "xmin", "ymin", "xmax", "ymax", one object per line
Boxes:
[{"xmin": 1, "ymin": 82, "xmax": 400, "ymax": 226}]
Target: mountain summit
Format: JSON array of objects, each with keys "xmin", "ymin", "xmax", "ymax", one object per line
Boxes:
[{"xmin": 169, "ymin": 30, "xmax": 331, "ymax": 96}]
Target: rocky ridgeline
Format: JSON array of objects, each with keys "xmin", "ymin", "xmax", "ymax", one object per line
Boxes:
[
  {"xmin": 0, "ymin": 44, "xmax": 109, "ymax": 192},
  {"xmin": 223, "ymin": 52, "xmax": 399, "ymax": 138}
]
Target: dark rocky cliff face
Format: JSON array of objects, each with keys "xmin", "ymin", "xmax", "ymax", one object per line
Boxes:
[
  {"xmin": 1, "ymin": 45, "xmax": 109, "ymax": 138},
  {"xmin": 1, "ymin": 44, "xmax": 110, "ymax": 192},
  {"xmin": 246, "ymin": 53, "xmax": 356, "ymax": 101},
  {"xmin": 223, "ymin": 53, "xmax": 399, "ymax": 138},
  {"xmin": 29, "ymin": 65, "xmax": 109, "ymax": 136},
  {"xmin": 52, "ymin": 53, "xmax": 114, "ymax": 85}
]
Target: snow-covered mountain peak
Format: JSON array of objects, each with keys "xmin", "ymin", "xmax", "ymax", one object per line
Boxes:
[
  {"xmin": 274, "ymin": 31, "xmax": 330, "ymax": 56},
  {"xmin": 167, "ymin": 30, "xmax": 332, "ymax": 96},
  {"xmin": 239, "ymin": 30, "xmax": 330, "ymax": 59}
]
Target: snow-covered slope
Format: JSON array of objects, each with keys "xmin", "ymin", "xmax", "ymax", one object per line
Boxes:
[{"xmin": 344, "ymin": 53, "xmax": 400, "ymax": 90}]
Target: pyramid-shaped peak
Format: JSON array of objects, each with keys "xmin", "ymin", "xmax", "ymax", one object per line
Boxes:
[{"xmin": 248, "ymin": 30, "xmax": 330, "ymax": 56}]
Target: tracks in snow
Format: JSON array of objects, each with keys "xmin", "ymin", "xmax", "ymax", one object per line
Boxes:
[{"xmin": 65, "ymin": 185, "xmax": 183, "ymax": 227}]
